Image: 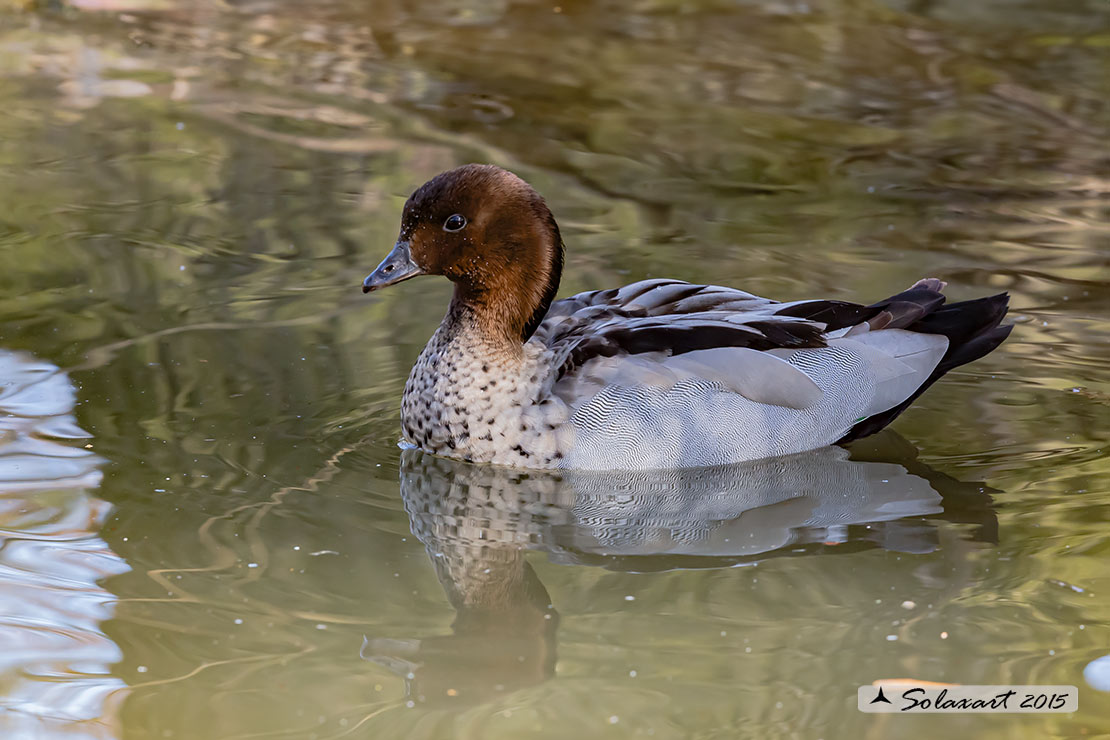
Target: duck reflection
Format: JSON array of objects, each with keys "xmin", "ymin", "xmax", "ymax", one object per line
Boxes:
[{"xmin": 363, "ymin": 432, "xmax": 996, "ymax": 705}]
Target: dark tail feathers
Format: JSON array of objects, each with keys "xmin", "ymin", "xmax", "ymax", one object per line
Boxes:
[{"xmin": 835, "ymin": 286, "xmax": 1012, "ymax": 443}]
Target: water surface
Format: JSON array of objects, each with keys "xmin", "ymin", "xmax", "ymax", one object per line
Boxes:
[{"xmin": 1, "ymin": 0, "xmax": 1109, "ymax": 738}]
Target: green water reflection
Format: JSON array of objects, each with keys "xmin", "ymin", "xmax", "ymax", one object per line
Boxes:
[{"xmin": 0, "ymin": 0, "xmax": 1108, "ymax": 738}]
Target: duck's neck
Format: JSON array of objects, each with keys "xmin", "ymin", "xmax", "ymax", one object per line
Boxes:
[
  {"xmin": 401, "ymin": 300, "xmax": 545, "ymax": 463},
  {"xmin": 440, "ymin": 295, "xmax": 527, "ymax": 362},
  {"xmin": 399, "ymin": 226, "xmax": 564, "ymax": 462},
  {"xmin": 450, "ymin": 224, "xmax": 564, "ymax": 345}
]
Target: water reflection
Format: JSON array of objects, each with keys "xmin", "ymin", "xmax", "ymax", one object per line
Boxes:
[
  {"xmin": 0, "ymin": 351, "xmax": 127, "ymax": 739},
  {"xmin": 3, "ymin": 0, "xmax": 1109, "ymax": 735},
  {"xmin": 368, "ymin": 435, "xmax": 997, "ymax": 706}
]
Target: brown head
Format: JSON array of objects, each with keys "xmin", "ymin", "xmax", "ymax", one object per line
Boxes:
[{"xmin": 363, "ymin": 164, "xmax": 565, "ymax": 344}]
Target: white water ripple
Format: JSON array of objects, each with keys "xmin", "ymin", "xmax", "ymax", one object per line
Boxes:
[{"xmin": 0, "ymin": 350, "xmax": 128, "ymax": 740}]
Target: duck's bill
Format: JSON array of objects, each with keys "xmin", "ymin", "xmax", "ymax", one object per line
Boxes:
[{"xmin": 363, "ymin": 241, "xmax": 425, "ymax": 293}]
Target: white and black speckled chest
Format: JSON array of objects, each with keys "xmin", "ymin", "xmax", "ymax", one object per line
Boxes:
[{"xmin": 400, "ymin": 310, "xmax": 572, "ymax": 468}]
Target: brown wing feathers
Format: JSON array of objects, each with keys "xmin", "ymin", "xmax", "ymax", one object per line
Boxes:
[
  {"xmin": 542, "ymin": 278, "xmax": 1010, "ymax": 443},
  {"xmin": 773, "ymin": 283, "xmax": 947, "ymax": 331},
  {"xmin": 548, "ymin": 281, "xmax": 828, "ymax": 380}
]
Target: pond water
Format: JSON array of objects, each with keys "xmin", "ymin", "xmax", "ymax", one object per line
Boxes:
[{"xmin": 1, "ymin": 0, "xmax": 1109, "ymax": 738}]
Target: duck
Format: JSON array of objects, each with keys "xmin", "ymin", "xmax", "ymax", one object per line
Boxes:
[{"xmin": 362, "ymin": 164, "xmax": 1011, "ymax": 470}]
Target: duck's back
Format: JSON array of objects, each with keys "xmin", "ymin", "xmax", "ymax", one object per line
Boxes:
[{"xmin": 535, "ymin": 279, "xmax": 1010, "ymax": 470}]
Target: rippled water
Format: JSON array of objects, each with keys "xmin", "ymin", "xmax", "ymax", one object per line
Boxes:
[{"xmin": 1, "ymin": 0, "xmax": 1108, "ymax": 738}]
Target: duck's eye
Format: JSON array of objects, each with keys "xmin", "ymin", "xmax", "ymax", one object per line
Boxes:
[{"xmin": 443, "ymin": 213, "xmax": 467, "ymax": 232}]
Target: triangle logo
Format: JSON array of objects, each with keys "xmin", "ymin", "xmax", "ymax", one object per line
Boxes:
[{"xmin": 870, "ymin": 687, "xmax": 892, "ymax": 705}]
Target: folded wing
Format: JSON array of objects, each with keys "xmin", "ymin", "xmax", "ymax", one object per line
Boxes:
[{"xmin": 534, "ymin": 278, "xmax": 1006, "ymax": 469}]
